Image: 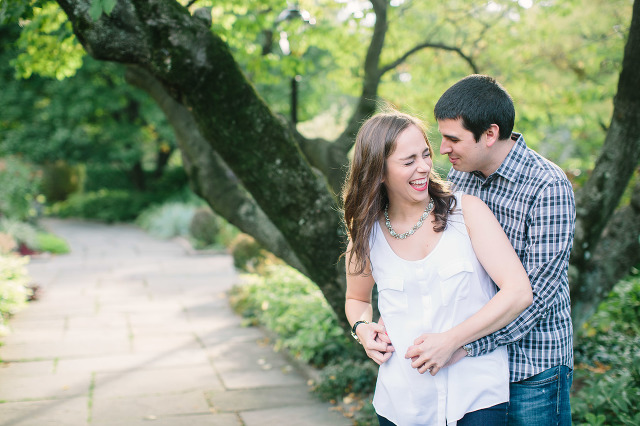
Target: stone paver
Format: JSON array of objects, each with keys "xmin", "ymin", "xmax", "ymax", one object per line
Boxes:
[{"xmin": 0, "ymin": 219, "xmax": 350, "ymax": 426}]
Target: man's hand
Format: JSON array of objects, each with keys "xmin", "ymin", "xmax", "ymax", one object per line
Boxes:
[
  {"xmin": 443, "ymin": 347, "xmax": 468, "ymax": 368},
  {"xmin": 404, "ymin": 332, "xmax": 459, "ymax": 375},
  {"xmin": 357, "ymin": 322, "xmax": 395, "ymax": 365}
]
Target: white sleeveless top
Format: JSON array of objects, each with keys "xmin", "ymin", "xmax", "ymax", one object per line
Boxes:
[{"xmin": 370, "ymin": 192, "xmax": 509, "ymax": 426}]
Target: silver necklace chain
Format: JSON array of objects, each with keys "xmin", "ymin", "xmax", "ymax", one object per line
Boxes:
[{"xmin": 384, "ymin": 198, "xmax": 435, "ymax": 240}]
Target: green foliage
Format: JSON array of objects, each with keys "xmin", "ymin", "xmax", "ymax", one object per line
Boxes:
[
  {"xmin": 314, "ymin": 359, "xmax": 377, "ymax": 401},
  {"xmin": 136, "ymin": 202, "xmax": 197, "ymax": 239},
  {"xmin": 11, "ymin": 2, "xmax": 84, "ymax": 80},
  {"xmin": 89, "ymin": 0, "xmax": 117, "ymax": 21},
  {"xmin": 0, "ymin": 157, "xmax": 41, "ymax": 221},
  {"xmin": 35, "ymin": 232, "xmax": 69, "ymax": 254},
  {"xmin": 572, "ymin": 274, "xmax": 640, "ymax": 425},
  {"xmin": 188, "ymin": 207, "xmax": 220, "ymax": 248},
  {"xmin": 40, "ymin": 161, "xmax": 84, "ymax": 202},
  {"xmin": 1, "ymin": 24, "xmax": 178, "ymax": 179},
  {"xmin": 0, "ymin": 218, "xmax": 38, "ymax": 250},
  {"xmin": 49, "ymin": 189, "xmax": 162, "ymax": 223},
  {"xmin": 229, "ymin": 234, "xmax": 268, "ymax": 272},
  {"xmin": 212, "ymin": 218, "xmax": 241, "ymax": 249},
  {"xmin": 0, "ymin": 254, "xmax": 32, "ymax": 336},
  {"xmin": 83, "ymin": 164, "xmax": 138, "ymax": 192},
  {"xmin": 229, "ymin": 264, "xmax": 358, "ymax": 367}
]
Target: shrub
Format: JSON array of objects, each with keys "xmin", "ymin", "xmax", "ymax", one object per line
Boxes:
[
  {"xmin": 314, "ymin": 359, "xmax": 378, "ymax": 425},
  {"xmin": 0, "ymin": 157, "xmax": 41, "ymax": 221},
  {"xmin": 49, "ymin": 189, "xmax": 160, "ymax": 222},
  {"xmin": 0, "ymin": 218, "xmax": 38, "ymax": 251},
  {"xmin": 35, "ymin": 232, "xmax": 70, "ymax": 254},
  {"xmin": 83, "ymin": 165, "xmax": 188, "ymax": 193},
  {"xmin": 188, "ymin": 207, "xmax": 220, "ymax": 247},
  {"xmin": 40, "ymin": 161, "xmax": 83, "ymax": 202},
  {"xmin": 136, "ymin": 202, "xmax": 196, "ymax": 239},
  {"xmin": 0, "ymin": 254, "xmax": 32, "ymax": 336},
  {"xmin": 314, "ymin": 359, "xmax": 378, "ymax": 401},
  {"xmin": 229, "ymin": 233, "xmax": 269, "ymax": 272},
  {"xmin": 215, "ymin": 218, "xmax": 241, "ymax": 249},
  {"xmin": 572, "ymin": 274, "xmax": 640, "ymax": 425}
]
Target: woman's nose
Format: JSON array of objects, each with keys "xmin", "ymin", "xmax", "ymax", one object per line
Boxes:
[{"xmin": 417, "ymin": 157, "xmax": 430, "ymax": 171}]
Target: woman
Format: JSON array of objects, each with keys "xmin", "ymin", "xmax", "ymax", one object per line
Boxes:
[{"xmin": 342, "ymin": 111, "xmax": 532, "ymax": 426}]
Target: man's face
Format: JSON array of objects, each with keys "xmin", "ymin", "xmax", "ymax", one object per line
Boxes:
[{"xmin": 437, "ymin": 118, "xmax": 489, "ymax": 174}]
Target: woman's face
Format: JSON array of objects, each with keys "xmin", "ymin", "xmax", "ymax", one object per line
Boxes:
[{"xmin": 383, "ymin": 125, "xmax": 432, "ymax": 206}]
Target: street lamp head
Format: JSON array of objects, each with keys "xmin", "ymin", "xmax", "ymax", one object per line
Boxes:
[
  {"xmin": 276, "ymin": 4, "xmax": 315, "ymax": 25},
  {"xmin": 277, "ymin": 6, "xmax": 303, "ymax": 23}
]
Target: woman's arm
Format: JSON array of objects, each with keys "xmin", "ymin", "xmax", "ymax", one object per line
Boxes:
[
  {"xmin": 345, "ymin": 240, "xmax": 395, "ymax": 365},
  {"xmin": 406, "ymin": 194, "xmax": 532, "ymax": 374}
]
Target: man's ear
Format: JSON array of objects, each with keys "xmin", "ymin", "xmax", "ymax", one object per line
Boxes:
[{"xmin": 484, "ymin": 124, "xmax": 500, "ymax": 147}]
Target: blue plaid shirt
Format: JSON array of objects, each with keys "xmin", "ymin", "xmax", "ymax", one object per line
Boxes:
[{"xmin": 449, "ymin": 133, "xmax": 575, "ymax": 382}]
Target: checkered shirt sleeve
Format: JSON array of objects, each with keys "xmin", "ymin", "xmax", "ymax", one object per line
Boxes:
[{"xmin": 449, "ymin": 135, "xmax": 576, "ymax": 382}]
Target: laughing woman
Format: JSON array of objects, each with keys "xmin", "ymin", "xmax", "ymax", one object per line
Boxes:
[{"xmin": 342, "ymin": 111, "xmax": 532, "ymax": 426}]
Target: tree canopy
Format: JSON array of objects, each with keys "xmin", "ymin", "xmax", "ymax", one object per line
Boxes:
[{"xmin": 1, "ymin": 0, "xmax": 638, "ymax": 328}]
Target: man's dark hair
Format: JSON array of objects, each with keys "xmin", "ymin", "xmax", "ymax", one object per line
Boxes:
[{"xmin": 434, "ymin": 74, "xmax": 515, "ymax": 142}]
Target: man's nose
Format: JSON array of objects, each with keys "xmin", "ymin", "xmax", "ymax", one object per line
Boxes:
[{"xmin": 439, "ymin": 140, "xmax": 451, "ymax": 155}]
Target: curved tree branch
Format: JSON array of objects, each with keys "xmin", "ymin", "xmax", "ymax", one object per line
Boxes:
[{"xmin": 380, "ymin": 41, "xmax": 479, "ymax": 76}]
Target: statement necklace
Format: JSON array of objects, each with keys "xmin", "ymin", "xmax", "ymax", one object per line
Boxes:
[{"xmin": 384, "ymin": 198, "xmax": 435, "ymax": 240}]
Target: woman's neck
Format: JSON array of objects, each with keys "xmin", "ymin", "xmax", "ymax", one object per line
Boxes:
[{"xmin": 386, "ymin": 197, "xmax": 431, "ymax": 223}]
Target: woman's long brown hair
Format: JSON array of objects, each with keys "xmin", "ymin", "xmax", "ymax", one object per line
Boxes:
[{"xmin": 341, "ymin": 111, "xmax": 455, "ymax": 276}]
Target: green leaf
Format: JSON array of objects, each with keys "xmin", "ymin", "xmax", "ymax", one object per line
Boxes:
[
  {"xmin": 89, "ymin": 0, "xmax": 104, "ymax": 21},
  {"xmin": 102, "ymin": 0, "xmax": 117, "ymax": 15}
]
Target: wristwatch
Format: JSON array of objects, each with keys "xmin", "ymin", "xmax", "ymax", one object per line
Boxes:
[{"xmin": 350, "ymin": 320, "xmax": 369, "ymax": 344}]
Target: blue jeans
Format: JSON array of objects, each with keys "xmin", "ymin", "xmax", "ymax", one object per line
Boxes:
[
  {"xmin": 507, "ymin": 365, "xmax": 573, "ymax": 426},
  {"xmin": 377, "ymin": 402, "xmax": 508, "ymax": 425}
]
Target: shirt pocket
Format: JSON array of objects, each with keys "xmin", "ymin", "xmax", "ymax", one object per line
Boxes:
[
  {"xmin": 376, "ymin": 276, "xmax": 408, "ymax": 316},
  {"xmin": 437, "ymin": 260, "xmax": 473, "ymax": 306}
]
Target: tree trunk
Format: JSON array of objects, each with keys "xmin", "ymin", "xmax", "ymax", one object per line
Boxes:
[
  {"xmin": 56, "ymin": 0, "xmax": 348, "ymax": 325},
  {"xmin": 153, "ymin": 144, "xmax": 172, "ymax": 178},
  {"xmin": 570, "ymin": 0, "xmax": 640, "ymax": 326},
  {"xmin": 124, "ymin": 65, "xmax": 308, "ymax": 275},
  {"xmin": 54, "ymin": 0, "xmax": 640, "ymax": 332},
  {"xmin": 129, "ymin": 160, "xmax": 146, "ymax": 191}
]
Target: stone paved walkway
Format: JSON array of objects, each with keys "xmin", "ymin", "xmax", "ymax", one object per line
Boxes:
[{"xmin": 0, "ymin": 219, "xmax": 350, "ymax": 426}]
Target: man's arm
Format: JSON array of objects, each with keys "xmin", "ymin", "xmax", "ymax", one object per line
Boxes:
[{"xmin": 466, "ymin": 178, "xmax": 576, "ymax": 356}]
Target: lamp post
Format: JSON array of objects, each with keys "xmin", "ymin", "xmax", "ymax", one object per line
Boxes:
[{"xmin": 276, "ymin": 4, "xmax": 314, "ymax": 125}]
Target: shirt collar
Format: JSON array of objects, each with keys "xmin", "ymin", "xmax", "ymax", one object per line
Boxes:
[{"xmin": 474, "ymin": 133, "xmax": 526, "ymax": 184}]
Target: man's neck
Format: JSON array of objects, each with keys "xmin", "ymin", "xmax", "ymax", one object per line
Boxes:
[{"xmin": 478, "ymin": 137, "xmax": 517, "ymax": 178}]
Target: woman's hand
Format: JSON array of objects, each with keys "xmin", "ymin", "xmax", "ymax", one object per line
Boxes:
[
  {"xmin": 404, "ymin": 332, "xmax": 458, "ymax": 375},
  {"xmin": 357, "ymin": 322, "xmax": 395, "ymax": 365}
]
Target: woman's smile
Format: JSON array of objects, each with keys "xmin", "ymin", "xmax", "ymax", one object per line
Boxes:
[{"xmin": 410, "ymin": 177, "xmax": 428, "ymax": 191}]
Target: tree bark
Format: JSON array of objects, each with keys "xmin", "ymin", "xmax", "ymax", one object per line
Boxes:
[
  {"xmin": 53, "ymin": 0, "xmax": 640, "ymax": 332},
  {"xmin": 124, "ymin": 65, "xmax": 308, "ymax": 275},
  {"xmin": 56, "ymin": 0, "xmax": 347, "ymax": 324},
  {"xmin": 570, "ymin": 0, "xmax": 640, "ymax": 326}
]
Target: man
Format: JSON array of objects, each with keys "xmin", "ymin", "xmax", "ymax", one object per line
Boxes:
[{"xmin": 434, "ymin": 74, "xmax": 575, "ymax": 425}]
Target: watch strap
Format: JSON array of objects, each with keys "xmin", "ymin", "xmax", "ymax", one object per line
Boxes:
[{"xmin": 350, "ymin": 320, "xmax": 369, "ymax": 344}]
